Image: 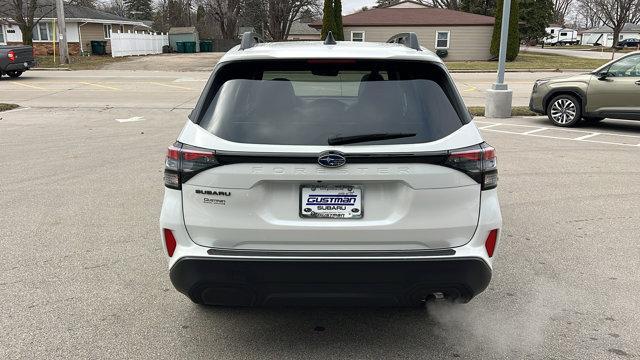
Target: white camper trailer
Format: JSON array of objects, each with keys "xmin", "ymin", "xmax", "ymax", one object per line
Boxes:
[{"xmin": 544, "ymin": 26, "xmax": 579, "ymax": 46}]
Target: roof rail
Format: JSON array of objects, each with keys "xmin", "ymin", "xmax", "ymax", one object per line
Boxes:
[
  {"xmin": 387, "ymin": 32, "xmax": 421, "ymax": 51},
  {"xmin": 239, "ymin": 32, "xmax": 264, "ymax": 50}
]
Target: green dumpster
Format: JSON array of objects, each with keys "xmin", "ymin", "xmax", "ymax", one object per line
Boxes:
[
  {"xmin": 175, "ymin": 42, "xmax": 186, "ymax": 53},
  {"xmin": 200, "ymin": 40, "xmax": 213, "ymax": 52},
  {"xmin": 184, "ymin": 41, "xmax": 197, "ymax": 53},
  {"xmin": 90, "ymin": 40, "xmax": 107, "ymax": 55}
]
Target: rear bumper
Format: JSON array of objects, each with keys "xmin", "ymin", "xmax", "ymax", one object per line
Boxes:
[
  {"xmin": 3, "ymin": 60, "xmax": 36, "ymax": 72},
  {"xmin": 169, "ymin": 256, "xmax": 492, "ymax": 306}
]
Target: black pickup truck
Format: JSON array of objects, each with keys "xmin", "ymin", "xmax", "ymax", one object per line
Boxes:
[{"xmin": 0, "ymin": 45, "xmax": 36, "ymax": 78}]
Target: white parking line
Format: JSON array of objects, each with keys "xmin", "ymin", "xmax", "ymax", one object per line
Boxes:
[
  {"xmin": 475, "ymin": 120, "xmax": 640, "ymax": 147},
  {"xmin": 522, "ymin": 128, "xmax": 548, "ymax": 135},
  {"xmin": 115, "ymin": 116, "xmax": 145, "ymax": 123},
  {"xmin": 477, "ymin": 123, "xmax": 502, "ymax": 129},
  {"xmin": 573, "ymin": 133, "xmax": 600, "ymax": 141},
  {"xmin": 475, "ymin": 120, "xmax": 640, "ymax": 138}
]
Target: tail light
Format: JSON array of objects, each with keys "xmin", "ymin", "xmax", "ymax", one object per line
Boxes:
[
  {"xmin": 485, "ymin": 229, "xmax": 498, "ymax": 257},
  {"xmin": 444, "ymin": 142, "xmax": 497, "ymax": 190},
  {"xmin": 164, "ymin": 142, "xmax": 218, "ymax": 189},
  {"xmin": 7, "ymin": 50, "xmax": 15, "ymax": 62},
  {"xmin": 163, "ymin": 229, "xmax": 177, "ymax": 257}
]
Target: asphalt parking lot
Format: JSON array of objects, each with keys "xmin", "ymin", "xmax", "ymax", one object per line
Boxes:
[
  {"xmin": 1, "ymin": 70, "xmax": 639, "ymax": 359},
  {"xmin": 0, "ymin": 69, "xmax": 566, "ymax": 108}
]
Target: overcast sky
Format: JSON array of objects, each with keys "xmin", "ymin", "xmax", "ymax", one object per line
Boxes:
[{"xmin": 342, "ymin": 0, "xmax": 378, "ymax": 14}]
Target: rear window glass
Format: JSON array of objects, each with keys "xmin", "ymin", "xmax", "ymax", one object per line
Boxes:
[{"xmin": 196, "ymin": 60, "xmax": 468, "ymax": 146}]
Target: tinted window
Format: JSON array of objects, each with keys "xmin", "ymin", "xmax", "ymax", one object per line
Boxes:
[
  {"xmin": 608, "ymin": 55, "xmax": 640, "ymax": 77},
  {"xmin": 196, "ymin": 60, "xmax": 468, "ymax": 146}
]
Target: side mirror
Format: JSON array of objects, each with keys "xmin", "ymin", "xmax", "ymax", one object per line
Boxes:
[{"xmin": 596, "ymin": 71, "xmax": 610, "ymax": 80}]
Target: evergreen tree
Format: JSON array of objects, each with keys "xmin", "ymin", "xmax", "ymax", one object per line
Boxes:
[
  {"xmin": 125, "ymin": 0, "xmax": 153, "ymax": 20},
  {"xmin": 490, "ymin": 0, "xmax": 520, "ymax": 61},
  {"xmin": 333, "ymin": 0, "xmax": 344, "ymax": 40},
  {"xmin": 519, "ymin": 0, "xmax": 553, "ymax": 44},
  {"xmin": 321, "ymin": 0, "xmax": 334, "ymax": 40}
]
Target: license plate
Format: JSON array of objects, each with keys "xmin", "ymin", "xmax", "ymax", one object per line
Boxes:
[{"xmin": 300, "ymin": 185, "xmax": 363, "ymax": 219}]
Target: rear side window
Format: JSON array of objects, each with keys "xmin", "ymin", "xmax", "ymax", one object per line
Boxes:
[{"xmin": 196, "ymin": 60, "xmax": 469, "ymax": 146}]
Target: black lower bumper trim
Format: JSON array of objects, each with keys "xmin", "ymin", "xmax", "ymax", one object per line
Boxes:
[
  {"xmin": 206, "ymin": 248, "xmax": 456, "ymax": 257},
  {"xmin": 169, "ymin": 257, "xmax": 491, "ymax": 307}
]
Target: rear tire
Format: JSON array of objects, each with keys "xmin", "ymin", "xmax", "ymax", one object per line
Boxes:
[
  {"xmin": 7, "ymin": 71, "xmax": 23, "ymax": 78},
  {"xmin": 547, "ymin": 94, "xmax": 582, "ymax": 127}
]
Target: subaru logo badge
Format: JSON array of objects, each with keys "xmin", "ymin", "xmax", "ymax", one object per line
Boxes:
[{"xmin": 318, "ymin": 151, "xmax": 347, "ymax": 168}]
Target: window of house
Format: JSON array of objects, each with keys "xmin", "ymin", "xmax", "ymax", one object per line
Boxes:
[
  {"xmin": 560, "ymin": 32, "xmax": 567, "ymax": 36},
  {"xmin": 104, "ymin": 24, "xmax": 112, "ymax": 39},
  {"xmin": 0, "ymin": 25, "xmax": 5, "ymax": 44},
  {"xmin": 550, "ymin": 29, "xmax": 555, "ymax": 34},
  {"xmin": 435, "ymin": 31, "xmax": 450, "ymax": 49},
  {"xmin": 32, "ymin": 22, "xmax": 52, "ymax": 41},
  {"xmin": 351, "ymin": 31, "xmax": 365, "ymax": 42},
  {"xmin": 619, "ymin": 34, "xmax": 624, "ymax": 40}
]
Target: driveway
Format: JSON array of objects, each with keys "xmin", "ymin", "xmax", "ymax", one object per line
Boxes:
[
  {"xmin": 520, "ymin": 46, "xmax": 625, "ymax": 60},
  {"xmin": 101, "ymin": 53, "xmax": 226, "ymax": 72}
]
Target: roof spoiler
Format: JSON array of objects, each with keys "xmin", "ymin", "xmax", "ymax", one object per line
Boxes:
[
  {"xmin": 387, "ymin": 32, "xmax": 421, "ymax": 51},
  {"xmin": 239, "ymin": 32, "xmax": 264, "ymax": 50}
]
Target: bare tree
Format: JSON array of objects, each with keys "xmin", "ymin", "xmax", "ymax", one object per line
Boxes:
[
  {"xmin": 68, "ymin": 0, "xmax": 97, "ymax": 8},
  {"xmin": 585, "ymin": 0, "xmax": 640, "ymax": 47},
  {"xmin": 376, "ymin": 0, "xmax": 430, "ymax": 7},
  {"xmin": 0, "ymin": 0, "xmax": 55, "ymax": 45},
  {"xmin": 204, "ymin": 0, "xmax": 243, "ymax": 39},
  {"xmin": 553, "ymin": 0, "xmax": 573, "ymax": 25},
  {"xmin": 575, "ymin": 0, "xmax": 601, "ymax": 28},
  {"xmin": 263, "ymin": 0, "xmax": 319, "ymax": 40},
  {"xmin": 428, "ymin": 0, "xmax": 460, "ymax": 9},
  {"xmin": 98, "ymin": 0, "xmax": 127, "ymax": 17}
]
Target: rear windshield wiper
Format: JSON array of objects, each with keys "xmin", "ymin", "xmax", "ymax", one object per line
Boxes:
[{"xmin": 327, "ymin": 132, "xmax": 417, "ymax": 145}]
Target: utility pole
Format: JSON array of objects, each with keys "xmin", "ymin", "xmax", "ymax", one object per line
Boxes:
[
  {"xmin": 55, "ymin": 0, "xmax": 70, "ymax": 64},
  {"xmin": 485, "ymin": 0, "xmax": 512, "ymax": 118}
]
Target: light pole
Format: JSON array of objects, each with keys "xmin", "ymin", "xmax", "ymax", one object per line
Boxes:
[
  {"xmin": 485, "ymin": 0, "xmax": 512, "ymax": 118},
  {"xmin": 55, "ymin": 0, "xmax": 70, "ymax": 64}
]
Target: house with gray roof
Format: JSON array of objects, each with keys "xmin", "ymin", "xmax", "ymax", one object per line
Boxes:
[
  {"xmin": 580, "ymin": 23, "xmax": 640, "ymax": 47},
  {"xmin": 286, "ymin": 20, "xmax": 320, "ymax": 41},
  {"xmin": 1, "ymin": 3, "xmax": 150, "ymax": 55}
]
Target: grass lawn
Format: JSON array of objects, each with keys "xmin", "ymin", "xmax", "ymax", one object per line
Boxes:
[
  {"xmin": 446, "ymin": 53, "xmax": 608, "ymax": 71},
  {"xmin": 468, "ymin": 106, "xmax": 537, "ymax": 117},
  {"xmin": 0, "ymin": 103, "xmax": 20, "ymax": 112},
  {"xmin": 35, "ymin": 55, "xmax": 127, "ymax": 70}
]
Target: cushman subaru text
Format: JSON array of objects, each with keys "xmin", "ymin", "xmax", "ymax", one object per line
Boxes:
[{"xmin": 160, "ymin": 32, "xmax": 502, "ymax": 307}]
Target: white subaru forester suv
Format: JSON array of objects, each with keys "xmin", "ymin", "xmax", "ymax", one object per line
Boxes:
[{"xmin": 160, "ymin": 33, "xmax": 502, "ymax": 307}]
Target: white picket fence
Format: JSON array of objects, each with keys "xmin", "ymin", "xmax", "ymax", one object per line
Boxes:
[{"xmin": 111, "ymin": 31, "xmax": 169, "ymax": 58}]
